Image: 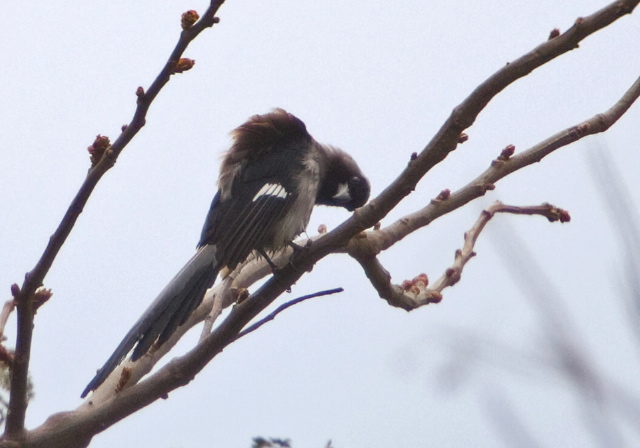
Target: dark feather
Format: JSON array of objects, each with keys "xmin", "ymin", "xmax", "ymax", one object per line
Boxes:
[{"xmin": 81, "ymin": 245, "xmax": 219, "ymax": 397}]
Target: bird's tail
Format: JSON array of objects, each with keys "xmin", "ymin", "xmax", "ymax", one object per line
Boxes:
[{"xmin": 81, "ymin": 245, "xmax": 219, "ymax": 398}]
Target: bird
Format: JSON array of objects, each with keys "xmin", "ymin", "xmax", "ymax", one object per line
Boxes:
[{"xmin": 81, "ymin": 109, "xmax": 370, "ymax": 397}]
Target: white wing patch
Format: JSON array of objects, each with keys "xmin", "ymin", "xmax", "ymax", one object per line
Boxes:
[{"xmin": 253, "ymin": 183, "xmax": 288, "ymax": 202}]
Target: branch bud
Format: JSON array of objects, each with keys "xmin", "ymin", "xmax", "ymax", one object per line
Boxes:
[
  {"xmin": 548, "ymin": 28, "xmax": 561, "ymax": 40},
  {"xmin": 435, "ymin": 189, "xmax": 451, "ymax": 201},
  {"xmin": 88, "ymin": 135, "xmax": 111, "ymax": 167},
  {"xmin": 544, "ymin": 204, "xmax": 571, "ymax": 223},
  {"xmin": 171, "ymin": 58, "xmax": 196, "ymax": 74},
  {"xmin": 34, "ymin": 287, "xmax": 53, "ymax": 311},
  {"xmin": 498, "ymin": 144, "xmax": 515, "ymax": 161},
  {"xmin": 181, "ymin": 10, "xmax": 200, "ymax": 30},
  {"xmin": 401, "ymin": 273, "xmax": 429, "ymax": 292}
]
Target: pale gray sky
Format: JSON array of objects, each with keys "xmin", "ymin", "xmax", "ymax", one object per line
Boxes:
[{"xmin": 1, "ymin": 1, "xmax": 640, "ymax": 447}]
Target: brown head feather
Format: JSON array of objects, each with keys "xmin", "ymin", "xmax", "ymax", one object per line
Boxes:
[{"xmin": 218, "ymin": 109, "xmax": 312, "ymax": 198}]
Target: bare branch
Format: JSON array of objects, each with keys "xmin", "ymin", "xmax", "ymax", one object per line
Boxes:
[
  {"xmin": 352, "ymin": 201, "xmax": 570, "ymax": 310},
  {"xmin": 4, "ymin": 1, "xmax": 226, "ymax": 440},
  {"xmin": 4, "ymin": 2, "xmax": 638, "ymax": 446},
  {"xmin": 236, "ymin": 288, "xmax": 344, "ymax": 340},
  {"xmin": 365, "ymin": 75, "xmax": 640, "ymax": 254},
  {"xmin": 354, "ymin": 257, "xmax": 442, "ymax": 310},
  {"xmin": 427, "ymin": 201, "xmax": 571, "ymax": 293},
  {"xmin": 343, "ymin": 75, "xmax": 640, "ymax": 309},
  {"xmin": 345, "ymin": 0, "xmax": 639, "ymax": 237}
]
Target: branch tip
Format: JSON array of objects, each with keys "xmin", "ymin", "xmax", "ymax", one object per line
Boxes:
[{"xmin": 236, "ymin": 288, "xmax": 344, "ymax": 339}]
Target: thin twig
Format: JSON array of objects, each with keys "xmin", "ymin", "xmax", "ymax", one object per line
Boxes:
[
  {"xmin": 353, "ymin": 201, "xmax": 570, "ymax": 310},
  {"xmin": 428, "ymin": 201, "xmax": 571, "ymax": 293},
  {"xmin": 236, "ymin": 288, "xmax": 344, "ymax": 340}
]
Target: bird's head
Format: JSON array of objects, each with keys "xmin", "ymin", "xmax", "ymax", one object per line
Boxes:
[{"xmin": 316, "ymin": 146, "xmax": 370, "ymax": 211}]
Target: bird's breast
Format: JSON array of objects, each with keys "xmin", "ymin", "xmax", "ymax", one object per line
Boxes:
[{"xmin": 268, "ymin": 150, "xmax": 321, "ymax": 249}]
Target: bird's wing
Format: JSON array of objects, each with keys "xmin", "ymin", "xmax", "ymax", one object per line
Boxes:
[{"xmin": 198, "ymin": 147, "xmax": 304, "ymax": 268}]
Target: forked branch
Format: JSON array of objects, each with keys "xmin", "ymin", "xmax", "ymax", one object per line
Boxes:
[{"xmin": 351, "ymin": 201, "xmax": 570, "ymax": 310}]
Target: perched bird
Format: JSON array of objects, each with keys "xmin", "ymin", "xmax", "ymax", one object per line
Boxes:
[{"xmin": 81, "ymin": 109, "xmax": 370, "ymax": 397}]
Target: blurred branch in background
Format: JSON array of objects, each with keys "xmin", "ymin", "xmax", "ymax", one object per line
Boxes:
[{"xmin": 588, "ymin": 144, "xmax": 640, "ymax": 352}]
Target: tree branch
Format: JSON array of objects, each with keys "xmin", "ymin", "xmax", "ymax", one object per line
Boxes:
[
  {"xmin": 342, "ymin": 0, "xmax": 639, "ymax": 238},
  {"xmin": 344, "ymin": 74, "xmax": 640, "ymax": 307},
  {"xmin": 4, "ymin": 1, "xmax": 638, "ymax": 446},
  {"xmin": 354, "ymin": 74, "xmax": 640, "ymax": 257},
  {"xmin": 352, "ymin": 201, "xmax": 570, "ymax": 310},
  {"xmin": 4, "ymin": 1, "xmax": 226, "ymax": 441},
  {"xmin": 236, "ymin": 288, "xmax": 344, "ymax": 339},
  {"xmin": 61, "ymin": 0, "xmax": 638, "ymax": 436}
]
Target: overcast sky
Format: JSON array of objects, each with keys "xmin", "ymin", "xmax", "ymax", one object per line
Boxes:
[{"xmin": 2, "ymin": 1, "xmax": 640, "ymax": 447}]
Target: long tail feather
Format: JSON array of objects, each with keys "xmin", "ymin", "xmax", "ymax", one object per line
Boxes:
[{"xmin": 81, "ymin": 245, "xmax": 219, "ymax": 397}]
